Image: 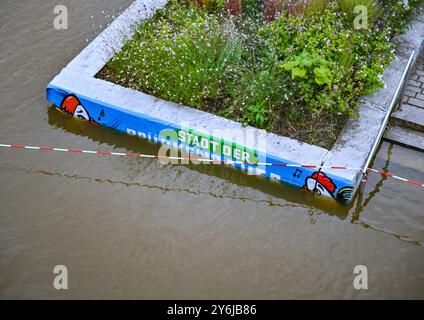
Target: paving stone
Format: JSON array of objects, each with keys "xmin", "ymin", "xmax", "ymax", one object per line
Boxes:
[
  {"xmin": 416, "ymin": 93, "xmax": 424, "ymax": 100},
  {"xmin": 408, "ymin": 97, "xmax": 424, "ymax": 108},
  {"xmin": 408, "ymin": 79, "xmax": 421, "ymax": 87},
  {"xmin": 404, "ymin": 89, "xmax": 417, "ymax": 97},
  {"xmin": 418, "ymin": 76, "xmax": 424, "ymax": 82},
  {"xmin": 391, "ymin": 104, "xmax": 424, "ymax": 132},
  {"xmin": 406, "ymin": 85, "xmax": 422, "ymax": 93},
  {"xmin": 384, "ymin": 126, "xmax": 424, "ymax": 152},
  {"xmin": 416, "ymin": 69, "xmax": 424, "ymax": 76}
]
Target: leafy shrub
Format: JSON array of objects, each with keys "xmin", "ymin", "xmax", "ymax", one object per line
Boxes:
[
  {"xmin": 262, "ymin": 3, "xmax": 396, "ymax": 114},
  {"xmin": 377, "ymin": 0, "xmax": 423, "ymax": 34},
  {"xmin": 282, "ymin": 50, "xmax": 332, "ymax": 86},
  {"xmin": 98, "ymin": 0, "xmax": 424, "ymax": 148}
]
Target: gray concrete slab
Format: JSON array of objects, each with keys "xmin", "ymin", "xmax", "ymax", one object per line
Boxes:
[
  {"xmin": 391, "ymin": 104, "xmax": 424, "ymax": 132},
  {"xmin": 384, "ymin": 126, "xmax": 424, "ymax": 152},
  {"xmin": 409, "ymin": 97, "xmax": 424, "ymax": 108}
]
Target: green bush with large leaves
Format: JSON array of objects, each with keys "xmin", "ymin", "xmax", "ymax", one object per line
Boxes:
[{"xmin": 99, "ymin": 0, "xmax": 423, "ymax": 148}]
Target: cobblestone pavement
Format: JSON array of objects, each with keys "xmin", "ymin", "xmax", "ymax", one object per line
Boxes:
[
  {"xmin": 385, "ymin": 50, "xmax": 424, "ymax": 151},
  {"xmin": 402, "ymin": 51, "xmax": 424, "ymax": 111}
]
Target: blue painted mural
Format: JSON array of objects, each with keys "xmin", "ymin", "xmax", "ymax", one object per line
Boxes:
[{"xmin": 46, "ymin": 85, "xmax": 354, "ymax": 203}]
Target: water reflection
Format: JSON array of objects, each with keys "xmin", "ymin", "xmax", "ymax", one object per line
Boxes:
[
  {"xmin": 350, "ymin": 143, "xmax": 393, "ymax": 224},
  {"xmin": 46, "ymin": 105, "xmax": 424, "ymax": 247}
]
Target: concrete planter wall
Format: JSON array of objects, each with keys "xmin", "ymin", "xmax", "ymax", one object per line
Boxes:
[{"xmin": 46, "ymin": 0, "xmax": 424, "ymax": 203}]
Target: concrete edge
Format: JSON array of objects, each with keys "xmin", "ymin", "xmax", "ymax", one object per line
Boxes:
[{"xmin": 64, "ymin": 0, "xmax": 169, "ymax": 77}]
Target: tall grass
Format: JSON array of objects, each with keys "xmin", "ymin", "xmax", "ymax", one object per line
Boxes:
[{"xmin": 336, "ymin": 0, "xmax": 381, "ymax": 23}]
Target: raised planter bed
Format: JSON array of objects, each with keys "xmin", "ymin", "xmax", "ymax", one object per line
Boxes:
[{"xmin": 46, "ymin": 0, "xmax": 424, "ymax": 203}]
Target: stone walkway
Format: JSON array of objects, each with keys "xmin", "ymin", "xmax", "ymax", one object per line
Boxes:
[
  {"xmin": 384, "ymin": 49, "xmax": 424, "ymax": 151},
  {"xmin": 401, "ymin": 51, "xmax": 424, "ymax": 110}
]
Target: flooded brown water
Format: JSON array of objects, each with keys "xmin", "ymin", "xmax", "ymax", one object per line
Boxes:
[{"xmin": 0, "ymin": 0, "xmax": 423, "ymax": 299}]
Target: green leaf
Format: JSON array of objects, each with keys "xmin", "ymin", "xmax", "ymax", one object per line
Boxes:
[
  {"xmin": 281, "ymin": 60, "xmax": 299, "ymax": 71},
  {"xmin": 292, "ymin": 67, "xmax": 307, "ymax": 78},
  {"xmin": 314, "ymin": 66, "xmax": 332, "ymax": 85},
  {"xmin": 298, "ymin": 50, "xmax": 315, "ymax": 67}
]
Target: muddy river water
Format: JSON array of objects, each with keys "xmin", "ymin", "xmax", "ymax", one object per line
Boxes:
[{"xmin": 0, "ymin": 0, "xmax": 423, "ymax": 299}]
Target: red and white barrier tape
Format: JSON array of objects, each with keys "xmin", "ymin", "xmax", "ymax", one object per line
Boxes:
[{"xmin": 1, "ymin": 143, "xmax": 423, "ymax": 188}]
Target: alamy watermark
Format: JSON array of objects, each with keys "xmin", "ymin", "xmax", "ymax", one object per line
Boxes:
[
  {"xmin": 53, "ymin": 265, "xmax": 68, "ymax": 290},
  {"xmin": 53, "ymin": 5, "xmax": 68, "ymax": 30},
  {"xmin": 353, "ymin": 265, "xmax": 368, "ymax": 290},
  {"xmin": 51, "ymin": 3, "xmax": 372, "ymax": 31},
  {"xmin": 354, "ymin": 5, "xmax": 368, "ymax": 30}
]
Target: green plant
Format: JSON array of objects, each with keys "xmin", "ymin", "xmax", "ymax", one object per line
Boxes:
[
  {"xmin": 242, "ymin": 101, "xmax": 268, "ymax": 128},
  {"xmin": 241, "ymin": 0, "xmax": 264, "ymax": 17},
  {"xmin": 378, "ymin": 0, "xmax": 423, "ymax": 34},
  {"xmin": 262, "ymin": 3, "xmax": 398, "ymax": 114},
  {"xmin": 203, "ymin": 0, "xmax": 225, "ymax": 11},
  {"xmin": 304, "ymin": 0, "xmax": 329, "ymax": 16},
  {"xmin": 191, "ymin": 0, "xmax": 225, "ymax": 12},
  {"xmin": 227, "ymin": 56, "xmax": 292, "ymax": 129},
  {"xmin": 282, "ymin": 50, "xmax": 332, "ymax": 86}
]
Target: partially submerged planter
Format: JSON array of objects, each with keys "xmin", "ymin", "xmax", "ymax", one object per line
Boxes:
[{"xmin": 46, "ymin": 0, "xmax": 424, "ymax": 203}]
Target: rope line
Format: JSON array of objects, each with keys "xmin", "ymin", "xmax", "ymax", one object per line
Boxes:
[{"xmin": 1, "ymin": 143, "xmax": 423, "ymax": 188}]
